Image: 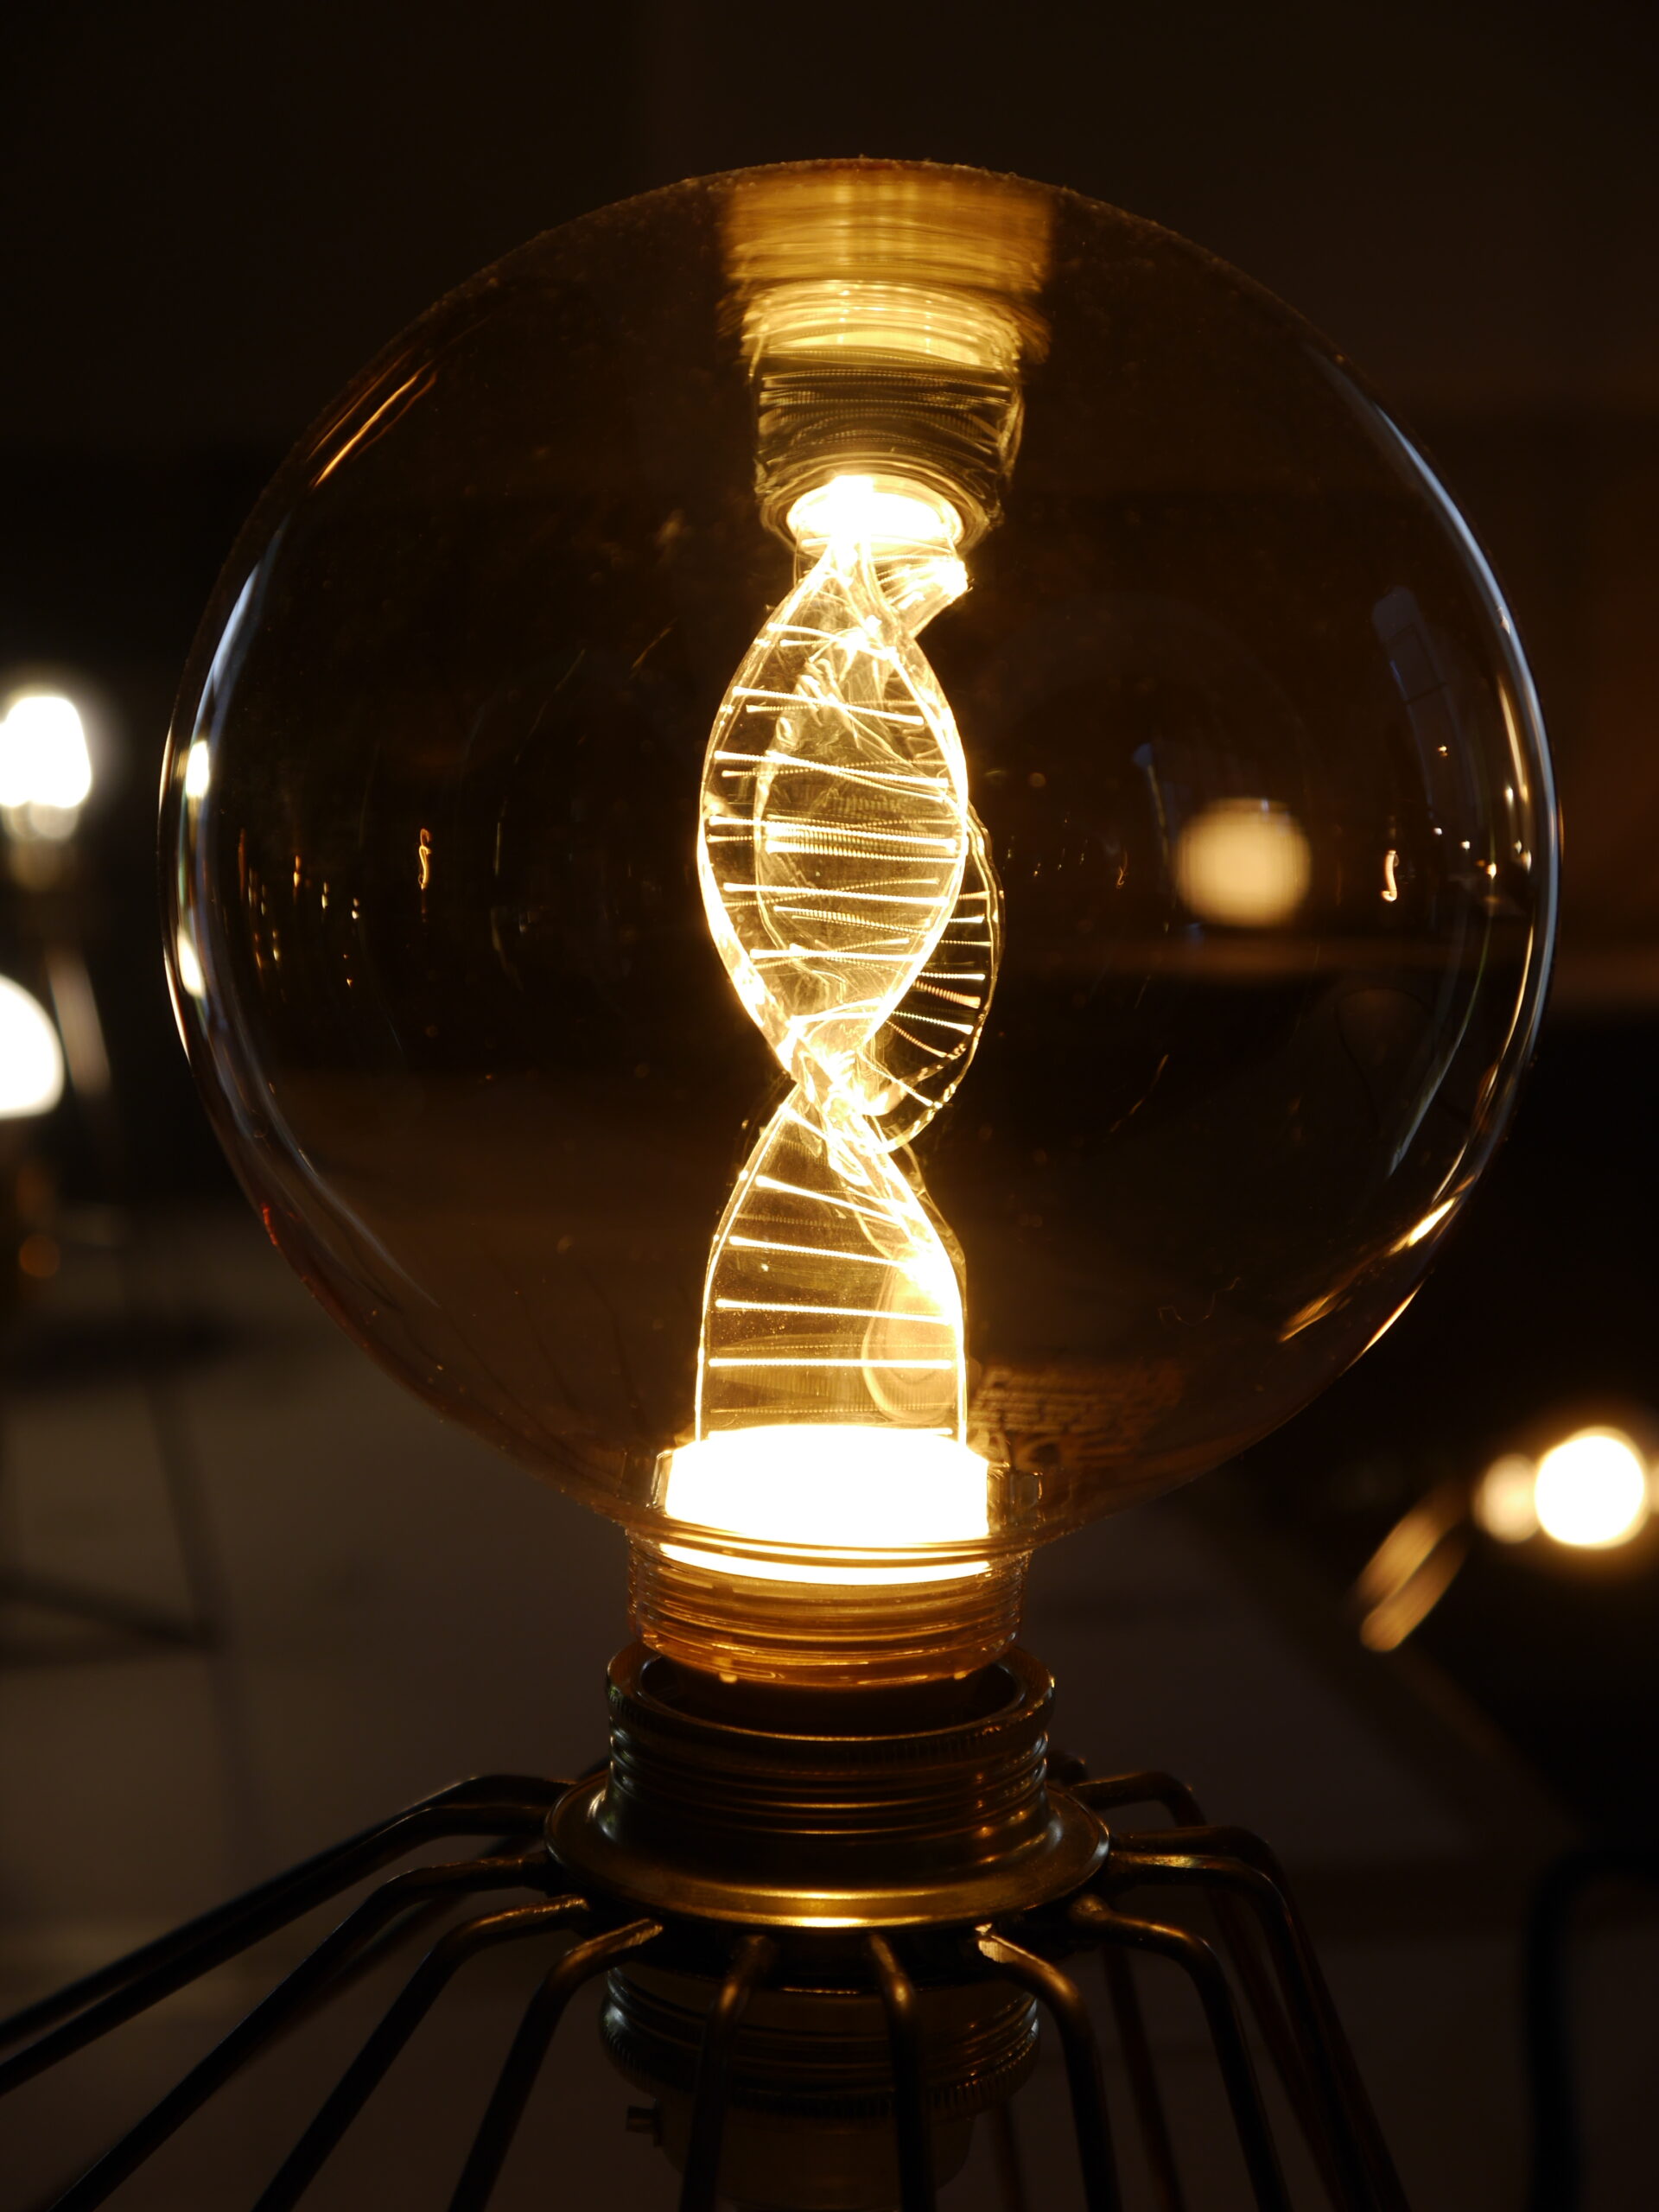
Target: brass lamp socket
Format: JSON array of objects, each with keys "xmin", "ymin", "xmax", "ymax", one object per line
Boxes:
[{"xmin": 547, "ymin": 1642, "xmax": 1105, "ymax": 1929}]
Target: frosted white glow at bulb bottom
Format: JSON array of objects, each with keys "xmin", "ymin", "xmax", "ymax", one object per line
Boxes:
[{"xmin": 661, "ymin": 1424, "xmax": 991, "ymax": 1575}]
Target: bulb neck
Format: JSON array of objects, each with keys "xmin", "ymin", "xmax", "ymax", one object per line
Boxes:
[
  {"xmin": 722, "ymin": 167, "xmax": 1052, "ymax": 550},
  {"xmin": 751, "ymin": 359, "xmax": 1021, "ymax": 549},
  {"xmin": 627, "ymin": 1535, "xmax": 1028, "ymax": 1690}
]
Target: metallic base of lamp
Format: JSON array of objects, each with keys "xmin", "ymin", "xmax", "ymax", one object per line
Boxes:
[
  {"xmin": 550, "ymin": 1643, "xmax": 1105, "ymax": 1927},
  {"xmin": 0, "ymin": 1646, "xmax": 1411, "ymax": 2212}
]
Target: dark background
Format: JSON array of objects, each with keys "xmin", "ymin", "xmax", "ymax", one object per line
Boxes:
[{"xmin": 3, "ymin": 3, "xmax": 1658, "ymax": 2200}]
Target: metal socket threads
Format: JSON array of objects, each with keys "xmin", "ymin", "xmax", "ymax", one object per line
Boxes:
[
  {"xmin": 547, "ymin": 1643, "xmax": 1107, "ymax": 1928},
  {"xmin": 722, "ymin": 162, "xmax": 1052, "ymax": 546}
]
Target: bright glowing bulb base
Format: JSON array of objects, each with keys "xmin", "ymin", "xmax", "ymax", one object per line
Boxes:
[{"xmin": 639, "ymin": 1425, "xmax": 1021, "ymax": 1685}]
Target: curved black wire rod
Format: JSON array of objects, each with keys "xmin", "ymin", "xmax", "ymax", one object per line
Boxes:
[
  {"xmin": 678, "ymin": 1932, "xmax": 775, "ymax": 2212},
  {"xmin": 448, "ymin": 1916, "xmax": 663, "ymax": 2212},
  {"xmin": 0, "ymin": 1775, "xmax": 568, "ymax": 2075},
  {"xmin": 868, "ymin": 1935, "xmax": 937, "ymax": 2212},
  {"xmin": 1071, "ymin": 1761, "xmax": 1326, "ymax": 2164},
  {"xmin": 253, "ymin": 1895, "xmax": 588, "ymax": 2212},
  {"xmin": 1132, "ymin": 1814, "xmax": 1415, "ymax": 2194},
  {"xmin": 1098, "ymin": 1944, "xmax": 1185, "ymax": 2212},
  {"xmin": 1103, "ymin": 1848, "xmax": 1404, "ymax": 2212},
  {"xmin": 976, "ymin": 1929, "xmax": 1121, "ymax": 2212},
  {"xmin": 44, "ymin": 1848, "xmax": 548, "ymax": 2212},
  {"xmin": 1098, "ymin": 1828, "xmax": 1338, "ymax": 2197},
  {"xmin": 1116, "ymin": 1820, "xmax": 1405, "ymax": 2203},
  {"xmin": 1072, "ymin": 1895, "xmax": 1289, "ymax": 2212},
  {"xmin": 1072, "ymin": 1773, "xmax": 1206, "ymax": 1828}
]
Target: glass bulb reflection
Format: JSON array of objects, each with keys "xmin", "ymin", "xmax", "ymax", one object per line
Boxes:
[{"xmin": 670, "ymin": 474, "xmax": 998, "ymax": 1577}]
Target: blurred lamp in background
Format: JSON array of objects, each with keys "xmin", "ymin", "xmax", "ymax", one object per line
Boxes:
[
  {"xmin": 1357, "ymin": 1415, "xmax": 1657, "ymax": 1652},
  {"xmin": 1173, "ymin": 798, "xmax": 1313, "ymax": 930},
  {"xmin": 0, "ymin": 975, "xmax": 65, "ymax": 1122},
  {"xmin": 1477, "ymin": 1425, "xmax": 1653, "ymax": 1551},
  {"xmin": 0, "ymin": 689, "xmax": 93, "ymax": 846}
]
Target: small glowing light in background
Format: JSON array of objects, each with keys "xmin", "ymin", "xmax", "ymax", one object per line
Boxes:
[
  {"xmin": 1174, "ymin": 798, "xmax": 1312, "ymax": 928},
  {"xmin": 1532, "ymin": 1427, "xmax": 1651, "ymax": 1549},
  {"xmin": 0, "ymin": 976, "xmax": 66, "ymax": 1119},
  {"xmin": 1473, "ymin": 1452, "xmax": 1541, "ymax": 1542},
  {"xmin": 0, "ymin": 691, "xmax": 93, "ymax": 840}
]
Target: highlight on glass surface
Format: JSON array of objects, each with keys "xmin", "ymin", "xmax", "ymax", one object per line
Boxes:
[{"xmin": 159, "ymin": 157, "xmax": 1558, "ymax": 1685}]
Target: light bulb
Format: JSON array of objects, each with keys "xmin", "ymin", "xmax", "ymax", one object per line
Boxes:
[
  {"xmin": 0, "ymin": 976, "xmax": 65, "ymax": 1120},
  {"xmin": 160, "ymin": 160, "xmax": 1557, "ymax": 1686},
  {"xmin": 1532, "ymin": 1427, "xmax": 1651, "ymax": 1549},
  {"xmin": 0, "ymin": 689, "xmax": 92, "ymax": 842}
]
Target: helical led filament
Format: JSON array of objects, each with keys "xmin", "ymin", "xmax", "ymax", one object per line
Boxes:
[{"xmin": 663, "ymin": 475, "xmax": 1001, "ymax": 1579}]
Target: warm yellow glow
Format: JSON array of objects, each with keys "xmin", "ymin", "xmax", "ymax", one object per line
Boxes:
[
  {"xmin": 0, "ymin": 691, "xmax": 92, "ymax": 837},
  {"xmin": 0, "ymin": 976, "xmax": 65, "ymax": 1119},
  {"xmin": 1533, "ymin": 1428, "xmax": 1651, "ymax": 1549},
  {"xmin": 1399, "ymin": 1198, "xmax": 1457, "ymax": 1251},
  {"xmin": 688, "ymin": 472, "xmax": 1001, "ymax": 1578},
  {"xmin": 788, "ymin": 475, "xmax": 964, "ymax": 555},
  {"xmin": 663, "ymin": 1427, "xmax": 990, "ymax": 1583},
  {"xmin": 726, "ymin": 168, "xmax": 1052, "ymax": 382},
  {"xmin": 183, "ymin": 738, "xmax": 212, "ymax": 801},
  {"xmin": 1173, "ymin": 799, "xmax": 1311, "ymax": 928},
  {"xmin": 1473, "ymin": 1453, "xmax": 1541, "ymax": 1542}
]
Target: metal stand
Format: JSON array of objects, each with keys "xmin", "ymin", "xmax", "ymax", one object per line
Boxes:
[{"xmin": 0, "ymin": 1651, "xmax": 1410, "ymax": 2210}]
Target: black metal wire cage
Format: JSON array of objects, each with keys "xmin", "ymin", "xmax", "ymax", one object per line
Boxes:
[{"xmin": 0, "ymin": 1756, "xmax": 1408, "ymax": 2212}]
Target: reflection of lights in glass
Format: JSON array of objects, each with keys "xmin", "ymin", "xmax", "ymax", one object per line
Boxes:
[
  {"xmin": 1473, "ymin": 1452, "xmax": 1541, "ymax": 1542},
  {"xmin": 182, "ymin": 738, "xmax": 212, "ymax": 801},
  {"xmin": 175, "ymin": 923, "xmax": 207, "ymax": 1001},
  {"xmin": 0, "ymin": 690, "xmax": 92, "ymax": 841},
  {"xmin": 1532, "ymin": 1427, "xmax": 1651, "ymax": 1549},
  {"xmin": 1173, "ymin": 798, "xmax": 1311, "ymax": 927},
  {"xmin": 671, "ymin": 472, "xmax": 994, "ymax": 1586},
  {"xmin": 0, "ymin": 976, "xmax": 66, "ymax": 1118},
  {"xmin": 1399, "ymin": 1198, "xmax": 1457, "ymax": 1251}
]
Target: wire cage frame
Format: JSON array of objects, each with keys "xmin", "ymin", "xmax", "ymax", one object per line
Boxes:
[{"xmin": 0, "ymin": 1759, "xmax": 1408, "ymax": 2212}]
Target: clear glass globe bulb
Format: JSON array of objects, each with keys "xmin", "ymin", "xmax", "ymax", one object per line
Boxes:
[{"xmin": 162, "ymin": 160, "xmax": 1556, "ymax": 1683}]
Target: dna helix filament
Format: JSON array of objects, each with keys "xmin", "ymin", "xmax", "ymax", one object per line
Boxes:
[{"xmin": 662, "ymin": 476, "xmax": 1001, "ymax": 1580}]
